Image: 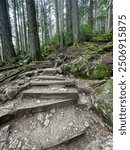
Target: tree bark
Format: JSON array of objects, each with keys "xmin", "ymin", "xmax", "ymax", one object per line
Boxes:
[
  {"xmin": 22, "ymin": 0, "xmax": 28, "ymax": 51},
  {"xmin": 66, "ymin": 0, "xmax": 72, "ymax": 34},
  {"xmin": 59, "ymin": 0, "xmax": 64, "ymax": 48},
  {"xmin": 43, "ymin": 0, "xmax": 49, "ymax": 43},
  {"xmin": 13, "ymin": 0, "xmax": 20, "ymax": 53},
  {"xmin": 71, "ymin": 0, "xmax": 79, "ymax": 42},
  {"xmin": 88, "ymin": 0, "xmax": 93, "ymax": 30},
  {"xmin": 54, "ymin": 0, "xmax": 60, "ymax": 43},
  {"xmin": 26, "ymin": 0, "xmax": 41, "ymax": 61},
  {"xmin": 107, "ymin": 0, "xmax": 113, "ymax": 31},
  {"xmin": 0, "ymin": 0, "xmax": 16, "ymax": 60}
]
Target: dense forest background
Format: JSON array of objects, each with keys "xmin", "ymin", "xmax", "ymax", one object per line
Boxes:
[{"xmin": 0, "ymin": 0, "xmax": 113, "ymax": 62}]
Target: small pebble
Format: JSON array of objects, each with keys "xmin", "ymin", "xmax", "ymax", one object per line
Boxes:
[{"xmin": 44, "ymin": 119, "xmax": 50, "ymax": 127}]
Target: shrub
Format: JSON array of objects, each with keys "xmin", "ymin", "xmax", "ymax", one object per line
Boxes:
[{"xmin": 80, "ymin": 24, "xmax": 93, "ymax": 35}]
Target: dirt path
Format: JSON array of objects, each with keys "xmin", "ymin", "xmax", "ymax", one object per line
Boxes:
[{"xmin": 0, "ymin": 62, "xmax": 112, "ymax": 150}]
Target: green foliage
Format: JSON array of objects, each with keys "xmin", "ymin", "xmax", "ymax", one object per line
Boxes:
[
  {"xmin": 89, "ymin": 63, "xmax": 109, "ymax": 80},
  {"xmin": 102, "ymin": 42, "xmax": 113, "ymax": 51},
  {"xmin": 84, "ymin": 42, "xmax": 100, "ymax": 52},
  {"xmin": 80, "ymin": 24, "xmax": 93, "ymax": 35},
  {"xmin": 41, "ymin": 44, "xmax": 53, "ymax": 57},
  {"xmin": 61, "ymin": 42, "xmax": 113, "ymax": 80},
  {"xmin": 0, "ymin": 60, "xmax": 5, "ymax": 67},
  {"xmin": 41, "ymin": 35, "xmax": 59, "ymax": 57},
  {"xmin": 47, "ymin": 35, "xmax": 59, "ymax": 46},
  {"xmin": 64, "ymin": 32, "xmax": 73, "ymax": 46},
  {"xmin": 92, "ymin": 31, "xmax": 112, "ymax": 42}
]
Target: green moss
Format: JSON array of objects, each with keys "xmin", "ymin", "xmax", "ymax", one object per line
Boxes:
[
  {"xmin": 89, "ymin": 63, "xmax": 109, "ymax": 80},
  {"xmin": 41, "ymin": 45, "xmax": 53, "ymax": 57},
  {"xmin": 61, "ymin": 64, "xmax": 72, "ymax": 75},
  {"xmin": 97, "ymin": 100, "xmax": 113, "ymax": 126},
  {"xmin": 93, "ymin": 80, "xmax": 113, "ymax": 126},
  {"xmin": 102, "ymin": 42, "xmax": 113, "ymax": 51},
  {"xmin": 62, "ymin": 60, "xmax": 110, "ymax": 80},
  {"xmin": 84, "ymin": 42, "xmax": 101, "ymax": 52},
  {"xmin": 91, "ymin": 32, "xmax": 112, "ymax": 42},
  {"xmin": 0, "ymin": 60, "xmax": 5, "ymax": 67}
]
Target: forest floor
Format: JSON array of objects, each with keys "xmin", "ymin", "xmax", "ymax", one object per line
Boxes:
[{"xmin": 0, "ymin": 42, "xmax": 113, "ymax": 150}]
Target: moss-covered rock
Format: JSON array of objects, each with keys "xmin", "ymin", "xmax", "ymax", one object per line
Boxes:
[
  {"xmin": 89, "ymin": 63, "xmax": 109, "ymax": 80},
  {"xmin": 102, "ymin": 42, "xmax": 113, "ymax": 51},
  {"xmin": 91, "ymin": 32, "xmax": 112, "ymax": 42},
  {"xmin": 4, "ymin": 87, "xmax": 18, "ymax": 100},
  {"xmin": 61, "ymin": 42, "xmax": 113, "ymax": 80},
  {"xmin": 61, "ymin": 55, "xmax": 111, "ymax": 80},
  {"xmin": 91, "ymin": 79, "xmax": 113, "ymax": 126},
  {"xmin": 84, "ymin": 42, "xmax": 101, "ymax": 52}
]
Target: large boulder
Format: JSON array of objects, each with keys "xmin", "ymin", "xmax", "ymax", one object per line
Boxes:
[
  {"xmin": 86, "ymin": 136, "xmax": 113, "ymax": 150},
  {"xmin": 91, "ymin": 79, "xmax": 113, "ymax": 126},
  {"xmin": 61, "ymin": 42, "xmax": 113, "ymax": 80}
]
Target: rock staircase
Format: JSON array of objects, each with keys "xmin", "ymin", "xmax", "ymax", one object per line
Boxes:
[{"xmin": 0, "ymin": 66, "xmax": 91, "ymax": 150}]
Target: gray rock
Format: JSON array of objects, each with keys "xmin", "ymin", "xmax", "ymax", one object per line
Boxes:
[
  {"xmin": 37, "ymin": 113, "xmax": 44, "ymax": 124},
  {"xmin": 86, "ymin": 136, "xmax": 113, "ymax": 150},
  {"xmin": 91, "ymin": 79, "xmax": 113, "ymax": 125},
  {"xmin": 0, "ymin": 125, "xmax": 10, "ymax": 142},
  {"xmin": 44, "ymin": 119, "xmax": 50, "ymax": 127},
  {"xmin": 50, "ymin": 108, "xmax": 56, "ymax": 114},
  {"xmin": 9, "ymin": 139, "xmax": 19, "ymax": 149},
  {"xmin": 0, "ymin": 142, "xmax": 5, "ymax": 150},
  {"xmin": 17, "ymin": 140, "xmax": 22, "ymax": 149},
  {"xmin": 4, "ymin": 87, "xmax": 17, "ymax": 100},
  {"xmin": 22, "ymin": 145, "xmax": 31, "ymax": 150}
]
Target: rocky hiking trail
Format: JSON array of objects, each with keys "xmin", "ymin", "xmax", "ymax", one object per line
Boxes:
[{"xmin": 0, "ymin": 61, "xmax": 112, "ymax": 150}]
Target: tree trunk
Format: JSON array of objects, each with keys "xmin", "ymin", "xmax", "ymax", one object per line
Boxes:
[
  {"xmin": 43, "ymin": 0, "xmax": 49, "ymax": 43},
  {"xmin": 26, "ymin": 0, "xmax": 41, "ymax": 61},
  {"xmin": 59, "ymin": 0, "xmax": 64, "ymax": 49},
  {"xmin": 107, "ymin": 0, "xmax": 113, "ymax": 31},
  {"xmin": 54, "ymin": 0, "xmax": 60, "ymax": 43},
  {"xmin": 22, "ymin": 0, "xmax": 28, "ymax": 51},
  {"xmin": 66, "ymin": 0, "xmax": 72, "ymax": 34},
  {"xmin": 0, "ymin": 0, "xmax": 16, "ymax": 60},
  {"xmin": 71, "ymin": 0, "xmax": 79, "ymax": 42},
  {"xmin": 88, "ymin": 0, "xmax": 93, "ymax": 30},
  {"xmin": 13, "ymin": 0, "xmax": 20, "ymax": 54},
  {"xmin": 48, "ymin": 0, "xmax": 52, "ymax": 38}
]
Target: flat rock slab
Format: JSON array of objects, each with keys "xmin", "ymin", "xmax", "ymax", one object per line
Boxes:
[
  {"xmin": 39, "ymin": 68, "xmax": 60, "ymax": 76},
  {"xmin": 28, "ymin": 61, "xmax": 55, "ymax": 70},
  {"xmin": 6, "ymin": 106, "xmax": 89, "ymax": 150},
  {"xmin": 0, "ymin": 103, "xmax": 15, "ymax": 125},
  {"xmin": 0, "ymin": 125, "xmax": 10, "ymax": 150},
  {"xmin": 0, "ymin": 98, "xmax": 77, "ymax": 125},
  {"xmin": 32, "ymin": 76, "xmax": 67, "ymax": 81},
  {"xmin": 22, "ymin": 87, "xmax": 78, "ymax": 99},
  {"xmin": 16, "ymin": 98, "xmax": 77, "ymax": 115},
  {"xmin": 30, "ymin": 80, "xmax": 75, "ymax": 87}
]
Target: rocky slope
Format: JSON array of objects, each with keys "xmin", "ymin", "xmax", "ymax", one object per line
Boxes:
[{"xmin": 0, "ymin": 50, "xmax": 113, "ymax": 150}]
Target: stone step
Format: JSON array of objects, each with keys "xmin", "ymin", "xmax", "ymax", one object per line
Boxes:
[
  {"xmin": 28, "ymin": 61, "xmax": 55, "ymax": 70},
  {"xmin": 16, "ymin": 98, "xmax": 77, "ymax": 116},
  {"xmin": 39, "ymin": 68, "xmax": 60, "ymax": 76},
  {"xmin": 0, "ymin": 98, "xmax": 78, "ymax": 125},
  {"xmin": 32, "ymin": 76, "xmax": 67, "ymax": 81},
  {"xmin": 29, "ymin": 80, "xmax": 75, "ymax": 87},
  {"xmin": 6, "ymin": 106, "xmax": 89, "ymax": 150},
  {"xmin": 22, "ymin": 87, "xmax": 78, "ymax": 100}
]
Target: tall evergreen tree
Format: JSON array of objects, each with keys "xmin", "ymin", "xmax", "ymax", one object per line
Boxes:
[
  {"xmin": 26, "ymin": 0, "xmax": 41, "ymax": 60},
  {"xmin": 71, "ymin": 0, "xmax": 79, "ymax": 42},
  {"xmin": 0, "ymin": 0, "xmax": 16, "ymax": 60}
]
